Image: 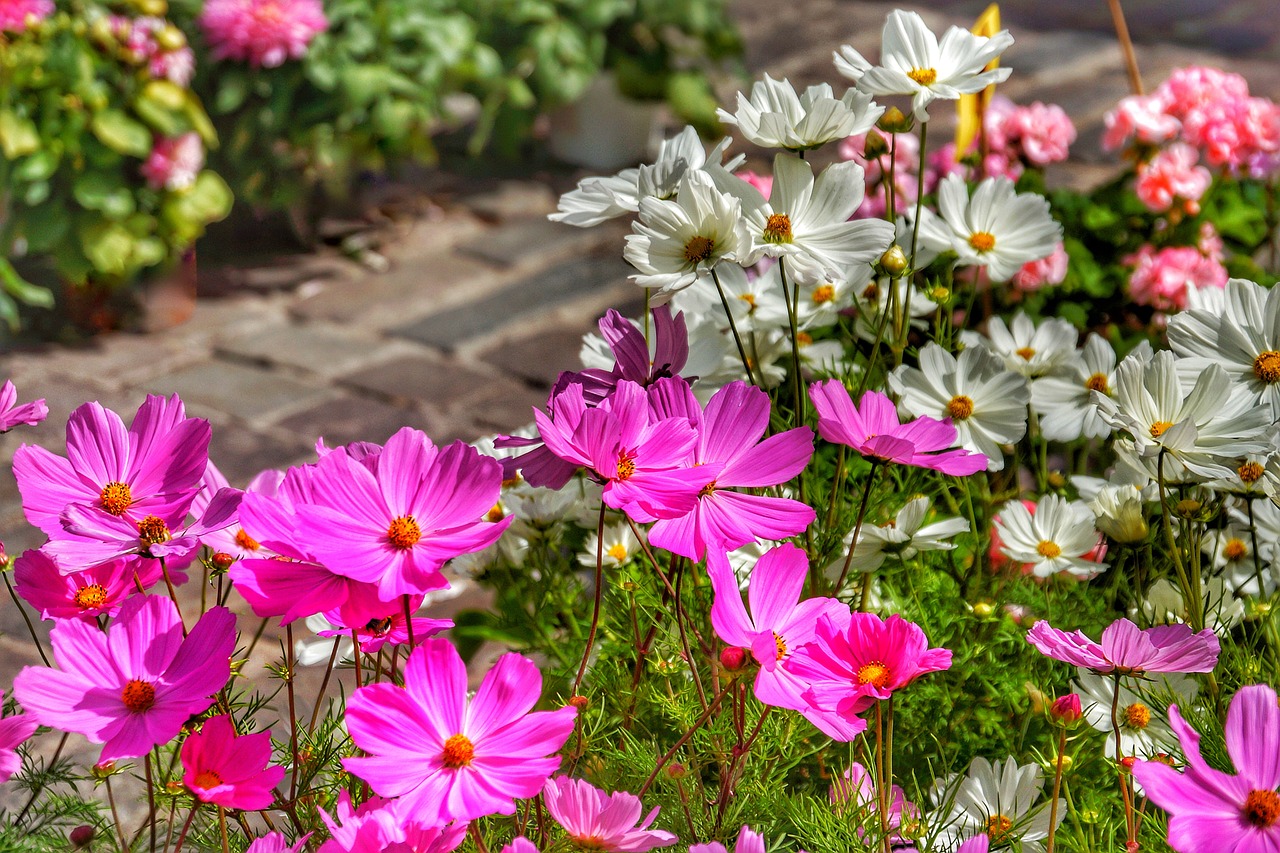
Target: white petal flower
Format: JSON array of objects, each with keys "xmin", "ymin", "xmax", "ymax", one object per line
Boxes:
[
  {"xmin": 835, "ymin": 10, "xmax": 1013, "ymax": 121},
  {"xmin": 930, "ymin": 757, "xmax": 1064, "ymax": 853},
  {"xmin": 717, "ymin": 75, "xmax": 883, "ymax": 150},
  {"xmin": 964, "ymin": 311, "xmax": 1081, "ymax": 379},
  {"xmin": 995, "ymin": 495, "xmax": 1107, "ymax": 578},
  {"xmin": 1088, "ymin": 483, "xmax": 1150, "ymax": 544},
  {"xmin": 1073, "ymin": 670, "xmax": 1195, "ymax": 760},
  {"xmin": 579, "ymin": 521, "xmax": 641, "ymax": 568},
  {"xmin": 851, "ymin": 271, "xmax": 934, "ymax": 343},
  {"xmin": 826, "ymin": 496, "xmax": 969, "ymax": 575},
  {"xmin": 1140, "ymin": 576, "xmax": 1246, "ymax": 633},
  {"xmin": 1031, "ymin": 336, "xmax": 1144, "ymax": 441}
]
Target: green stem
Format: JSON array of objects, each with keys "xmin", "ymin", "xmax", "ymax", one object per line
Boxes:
[{"xmin": 710, "ymin": 266, "xmax": 759, "ymax": 386}]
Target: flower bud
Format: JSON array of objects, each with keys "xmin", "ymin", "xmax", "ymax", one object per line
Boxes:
[
  {"xmin": 971, "ymin": 601, "xmax": 994, "ymax": 618},
  {"xmin": 1050, "ymin": 693, "xmax": 1083, "ymax": 724},
  {"xmin": 568, "ymin": 695, "xmax": 589, "ymax": 710},
  {"xmin": 719, "ymin": 646, "xmax": 749, "ymax": 672},
  {"xmin": 879, "ymin": 244, "xmax": 908, "ymax": 277},
  {"xmin": 877, "ymin": 106, "xmax": 914, "ymax": 134},
  {"xmin": 70, "ymin": 826, "xmax": 96, "ymax": 848},
  {"xmin": 0, "ymin": 542, "xmax": 9, "ymax": 571},
  {"xmin": 665, "ymin": 763, "xmax": 688, "ymax": 780},
  {"xmin": 1119, "ymin": 755, "xmax": 1137, "ymax": 773},
  {"xmin": 91, "ymin": 761, "xmax": 117, "ymax": 780},
  {"xmin": 1025, "ymin": 682, "xmax": 1047, "ymax": 714},
  {"xmin": 861, "ymin": 129, "xmax": 889, "ymax": 159},
  {"xmin": 210, "ymin": 552, "xmax": 235, "ymax": 571}
]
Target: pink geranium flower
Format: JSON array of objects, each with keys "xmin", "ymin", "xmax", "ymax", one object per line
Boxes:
[
  {"xmin": 199, "ymin": 0, "xmax": 327, "ymax": 68},
  {"xmin": 543, "ymin": 777, "xmax": 677, "ymax": 852},
  {"xmin": 13, "ymin": 595, "xmax": 234, "ymax": 761},
  {"xmin": 246, "ymin": 832, "xmax": 311, "ymax": 853},
  {"xmin": 1134, "ymin": 683, "xmax": 1280, "ymax": 853},
  {"xmin": 181, "ymin": 714, "xmax": 284, "ymax": 810},
  {"xmin": 343, "ymin": 638, "xmax": 577, "ymax": 824},
  {"xmin": 0, "ymin": 380, "xmax": 47, "ymax": 431},
  {"xmin": 648, "ymin": 381, "xmax": 814, "ymax": 559},
  {"xmin": 1010, "ymin": 242, "xmax": 1069, "ymax": 292},
  {"xmin": 0, "ymin": 691, "xmax": 38, "ymax": 783},
  {"xmin": 808, "ymin": 382, "xmax": 987, "ymax": 475},
  {"xmin": 1103, "ymin": 95, "xmax": 1180, "ymax": 150},
  {"xmin": 688, "ymin": 826, "xmax": 766, "ymax": 853},
  {"xmin": 141, "ymin": 133, "xmax": 204, "ymax": 192},
  {"xmin": 0, "ymin": 0, "xmax": 52, "ymax": 31},
  {"xmin": 1135, "ymin": 143, "xmax": 1212, "ymax": 214},
  {"xmin": 13, "ymin": 549, "xmax": 158, "ymax": 621},
  {"xmin": 1026, "ymin": 617, "xmax": 1220, "ymax": 675},
  {"xmin": 317, "ymin": 792, "xmax": 466, "ymax": 853},
  {"xmin": 1125, "ymin": 244, "xmax": 1227, "ymax": 313}
]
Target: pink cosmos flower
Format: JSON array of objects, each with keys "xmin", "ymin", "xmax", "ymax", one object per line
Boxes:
[
  {"xmin": 199, "ymin": 0, "xmax": 327, "ymax": 68},
  {"xmin": 141, "ymin": 133, "xmax": 204, "ymax": 192},
  {"xmin": 829, "ymin": 764, "xmax": 919, "ymax": 848},
  {"xmin": 787, "ymin": 611, "xmax": 952, "ymax": 740},
  {"xmin": 343, "ymin": 637, "xmax": 577, "ymax": 824},
  {"xmin": 1010, "ymin": 242, "xmax": 1069, "ymax": 292},
  {"xmin": 689, "ymin": 826, "xmax": 765, "ymax": 853},
  {"xmin": 315, "ymin": 594, "xmax": 451, "ymax": 654},
  {"xmin": 808, "ymin": 382, "xmax": 987, "ymax": 475},
  {"xmin": 0, "ymin": 691, "xmax": 38, "ymax": 783},
  {"xmin": 647, "ymin": 381, "xmax": 814, "ymax": 559},
  {"xmin": 1026, "ymin": 617, "xmax": 1220, "ymax": 675},
  {"xmin": 317, "ymin": 792, "xmax": 467, "ymax": 853},
  {"xmin": 1103, "ymin": 95, "xmax": 1181, "ymax": 150},
  {"xmin": 246, "ymin": 832, "xmax": 311, "ymax": 853},
  {"xmin": 1135, "ymin": 143, "xmax": 1212, "ymax": 214},
  {"xmin": 1134, "ymin": 683, "xmax": 1280, "ymax": 853},
  {"xmin": 13, "ymin": 549, "xmax": 160, "ymax": 621},
  {"xmin": 0, "ymin": 0, "xmax": 51, "ymax": 31},
  {"xmin": 501, "ymin": 839, "xmax": 540, "ymax": 853},
  {"xmin": 957, "ymin": 836, "xmax": 990, "ymax": 853},
  {"xmin": 13, "ymin": 595, "xmax": 235, "ymax": 761},
  {"xmin": 294, "ymin": 427, "xmax": 511, "ymax": 599},
  {"xmin": 192, "ymin": 463, "xmax": 282, "ymax": 560},
  {"xmin": 181, "ymin": 714, "xmax": 284, "ymax": 810},
  {"xmin": 0, "ymin": 380, "xmax": 47, "ymax": 431},
  {"xmin": 566, "ymin": 306, "xmax": 692, "ymax": 406},
  {"xmin": 543, "ymin": 777, "xmax": 677, "ymax": 852},
  {"xmin": 1125, "ymin": 244, "xmax": 1227, "ymax": 313}
]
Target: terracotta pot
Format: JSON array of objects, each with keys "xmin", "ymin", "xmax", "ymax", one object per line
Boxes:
[
  {"xmin": 134, "ymin": 248, "xmax": 198, "ymax": 332},
  {"xmin": 547, "ymin": 72, "xmax": 662, "ymax": 171}
]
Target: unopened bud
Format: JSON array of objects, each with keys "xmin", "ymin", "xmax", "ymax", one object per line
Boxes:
[
  {"xmin": 861, "ymin": 129, "xmax": 889, "ymax": 159},
  {"xmin": 972, "ymin": 601, "xmax": 994, "ymax": 618},
  {"xmin": 0, "ymin": 542, "xmax": 9, "ymax": 571},
  {"xmin": 210, "ymin": 552, "xmax": 235, "ymax": 571},
  {"xmin": 1050, "ymin": 693, "xmax": 1083, "ymax": 724},
  {"xmin": 877, "ymin": 106, "xmax": 914, "ymax": 134},
  {"xmin": 720, "ymin": 646, "xmax": 749, "ymax": 672},
  {"xmin": 1025, "ymin": 682, "xmax": 1047, "ymax": 714},
  {"xmin": 70, "ymin": 826, "xmax": 96, "ymax": 848},
  {"xmin": 1119, "ymin": 755, "xmax": 1137, "ymax": 773},
  {"xmin": 91, "ymin": 761, "xmax": 117, "ymax": 780},
  {"xmin": 1175, "ymin": 499, "xmax": 1201, "ymax": 518},
  {"xmin": 880, "ymin": 244, "xmax": 908, "ymax": 277},
  {"xmin": 568, "ymin": 695, "xmax": 589, "ymax": 710},
  {"xmin": 665, "ymin": 763, "xmax": 688, "ymax": 780}
]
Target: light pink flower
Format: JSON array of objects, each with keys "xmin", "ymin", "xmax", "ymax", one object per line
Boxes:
[
  {"xmin": 0, "ymin": 690, "xmax": 38, "ymax": 783},
  {"xmin": 1103, "ymin": 95, "xmax": 1180, "ymax": 150},
  {"xmin": 0, "ymin": 380, "xmax": 47, "ymax": 431},
  {"xmin": 199, "ymin": 0, "xmax": 327, "ymax": 67},
  {"xmin": 13, "ymin": 595, "xmax": 235, "ymax": 761},
  {"xmin": 1135, "ymin": 143, "xmax": 1212, "ymax": 213},
  {"xmin": 1010, "ymin": 101, "xmax": 1076, "ymax": 166},
  {"xmin": 141, "ymin": 133, "xmax": 204, "ymax": 191},
  {"xmin": 181, "ymin": 714, "xmax": 284, "ymax": 810},
  {"xmin": 317, "ymin": 791, "xmax": 466, "ymax": 853},
  {"xmin": 1010, "ymin": 242, "xmax": 1068, "ymax": 292},
  {"xmin": 1026, "ymin": 617, "xmax": 1220, "ymax": 675},
  {"xmin": 1125, "ymin": 244, "xmax": 1228, "ymax": 313},
  {"xmin": 688, "ymin": 826, "xmax": 766, "ymax": 853},
  {"xmin": 0, "ymin": 0, "xmax": 52, "ymax": 31},
  {"xmin": 501, "ymin": 840, "xmax": 540, "ymax": 853},
  {"xmin": 544, "ymin": 777, "xmax": 677, "ymax": 852},
  {"xmin": 343, "ymin": 638, "xmax": 577, "ymax": 824}
]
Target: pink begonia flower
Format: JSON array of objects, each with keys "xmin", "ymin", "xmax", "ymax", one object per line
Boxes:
[
  {"xmin": 0, "ymin": 0, "xmax": 52, "ymax": 31},
  {"xmin": 688, "ymin": 826, "xmax": 766, "ymax": 853},
  {"xmin": 191, "ymin": 462, "xmax": 283, "ymax": 560},
  {"xmin": 140, "ymin": 133, "xmax": 204, "ymax": 191},
  {"xmin": 543, "ymin": 777, "xmax": 678, "ymax": 852},
  {"xmin": 787, "ymin": 611, "xmax": 952, "ymax": 740},
  {"xmin": 108, "ymin": 16, "xmax": 196, "ymax": 86},
  {"xmin": 13, "ymin": 595, "xmax": 235, "ymax": 761},
  {"xmin": 316, "ymin": 594, "xmax": 451, "ymax": 654},
  {"xmin": 1010, "ymin": 242, "xmax": 1068, "ymax": 292},
  {"xmin": 1134, "ymin": 683, "xmax": 1280, "ymax": 853},
  {"xmin": 199, "ymin": 0, "xmax": 327, "ymax": 68},
  {"xmin": 1009, "ymin": 101, "xmax": 1076, "ymax": 166},
  {"xmin": 648, "ymin": 381, "xmax": 814, "ymax": 559},
  {"xmin": 1026, "ymin": 617, "xmax": 1220, "ymax": 675},
  {"xmin": 829, "ymin": 764, "xmax": 919, "ymax": 848},
  {"xmin": 13, "ymin": 395, "xmax": 211, "ymax": 545},
  {"xmin": 926, "ymin": 142, "xmax": 1022, "ymax": 190},
  {"xmin": 181, "ymin": 714, "xmax": 284, "ymax": 810},
  {"xmin": 0, "ymin": 690, "xmax": 38, "ymax": 783},
  {"xmin": 343, "ymin": 638, "xmax": 577, "ymax": 824},
  {"xmin": 13, "ymin": 549, "xmax": 163, "ymax": 621},
  {"xmin": 1103, "ymin": 95, "xmax": 1181, "ymax": 151},
  {"xmin": 809, "ymin": 382, "xmax": 987, "ymax": 475},
  {"xmin": 317, "ymin": 791, "xmax": 466, "ymax": 853},
  {"xmin": 1135, "ymin": 143, "xmax": 1212, "ymax": 214},
  {"xmin": 294, "ymin": 427, "xmax": 511, "ymax": 599},
  {"xmin": 0, "ymin": 380, "xmax": 47, "ymax": 432},
  {"xmin": 246, "ymin": 832, "xmax": 311, "ymax": 853},
  {"xmin": 708, "ymin": 544, "xmax": 845, "ymax": 720},
  {"xmin": 1125, "ymin": 244, "xmax": 1227, "ymax": 313}
]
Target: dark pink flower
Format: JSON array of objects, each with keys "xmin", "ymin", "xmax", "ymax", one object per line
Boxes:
[
  {"xmin": 343, "ymin": 638, "xmax": 577, "ymax": 824},
  {"xmin": 181, "ymin": 714, "xmax": 284, "ymax": 810},
  {"xmin": 199, "ymin": 0, "xmax": 327, "ymax": 68},
  {"xmin": 141, "ymin": 133, "xmax": 204, "ymax": 191},
  {"xmin": 13, "ymin": 595, "xmax": 235, "ymax": 761},
  {"xmin": 565, "ymin": 306, "xmax": 692, "ymax": 406},
  {"xmin": 543, "ymin": 777, "xmax": 677, "ymax": 852},
  {"xmin": 0, "ymin": 0, "xmax": 52, "ymax": 31},
  {"xmin": 316, "ymin": 594, "xmax": 451, "ymax": 654},
  {"xmin": 1026, "ymin": 617, "xmax": 1220, "ymax": 675},
  {"xmin": 1125, "ymin": 244, "xmax": 1227, "ymax": 312},
  {"xmin": 246, "ymin": 832, "xmax": 311, "ymax": 853},
  {"xmin": 0, "ymin": 380, "xmax": 47, "ymax": 431},
  {"xmin": 0, "ymin": 690, "xmax": 38, "ymax": 783},
  {"xmin": 13, "ymin": 549, "xmax": 156, "ymax": 621},
  {"xmin": 317, "ymin": 791, "xmax": 466, "ymax": 853},
  {"xmin": 1010, "ymin": 242, "xmax": 1068, "ymax": 292},
  {"xmin": 192, "ymin": 463, "xmax": 282, "ymax": 560},
  {"xmin": 1050, "ymin": 693, "xmax": 1083, "ymax": 724}
]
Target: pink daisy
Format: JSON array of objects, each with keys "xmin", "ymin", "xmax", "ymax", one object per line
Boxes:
[
  {"xmin": 181, "ymin": 714, "xmax": 284, "ymax": 810},
  {"xmin": 317, "ymin": 792, "xmax": 466, "ymax": 853},
  {"xmin": 13, "ymin": 549, "xmax": 157, "ymax": 621},
  {"xmin": 0, "ymin": 380, "xmax": 47, "ymax": 431},
  {"xmin": 1026, "ymin": 617, "xmax": 1220, "ymax": 675},
  {"xmin": 343, "ymin": 637, "xmax": 577, "ymax": 824},
  {"xmin": 199, "ymin": 0, "xmax": 327, "ymax": 68},
  {"xmin": 13, "ymin": 595, "xmax": 235, "ymax": 761},
  {"xmin": 688, "ymin": 826, "xmax": 766, "ymax": 853},
  {"xmin": 246, "ymin": 832, "xmax": 311, "ymax": 853},
  {"xmin": 0, "ymin": 690, "xmax": 38, "ymax": 783},
  {"xmin": 543, "ymin": 776, "xmax": 678, "ymax": 852}
]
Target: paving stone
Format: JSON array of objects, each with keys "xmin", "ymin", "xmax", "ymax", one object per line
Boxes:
[
  {"xmin": 339, "ymin": 353, "xmax": 499, "ymax": 408},
  {"xmin": 217, "ymin": 323, "xmax": 402, "ymax": 377},
  {"xmin": 277, "ymin": 392, "xmax": 440, "ymax": 448},
  {"xmin": 480, "ymin": 325, "xmax": 596, "ymax": 388},
  {"xmin": 144, "ymin": 360, "xmax": 332, "ymax": 425},
  {"xmin": 455, "ymin": 217, "xmax": 609, "ymax": 269},
  {"xmin": 460, "ymin": 180, "xmax": 559, "ymax": 222},
  {"xmin": 465, "ymin": 379, "xmax": 551, "ymax": 434},
  {"xmin": 208, "ymin": 421, "xmax": 314, "ymax": 484}
]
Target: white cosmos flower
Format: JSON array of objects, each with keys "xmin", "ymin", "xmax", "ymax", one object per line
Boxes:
[
  {"xmin": 1226, "ymin": 498, "xmax": 1280, "ymax": 596},
  {"xmin": 835, "ymin": 10, "xmax": 1013, "ymax": 121},
  {"xmin": 914, "ymin": 174, "xmax": 1062, "ymax": 282},
  {"xmin": 1094, "ymin": 350, "xmax": 1272, "ymax": 480},
  {"xmin": 1088, "ymin": 483, "xmax": 1150, "ymax": 544},
  {"xmin": 995, "ymin": 495, "xmax": 1107, "ymax": 578},
  {"xmin": 931, "ymin": 757, "xmax": 1063, "ymax": 853},
  {"xmin": 852, "ymin": 272, "xmax": 934, "ymax": 343},
  {"xmin": 888, "ymin": 342, "xmax": 1030, "ymax": 470},
  {"xmin": 1203, "ymin": 452, "xmax": 1280, "ymax": 496},
  {"xmin": 710, "ymin": 153, "xmax": 895, "ymax": 285},
  {"xmin": 579, "ymin": 521, "xmax": 641, "ymax": 569},
  {"xmin": 671, "ymin": 262, "xmax": 788, "ymax": 334},
  {"xmin": 624, "ymin": 170, "xmax": 750, "ymax": 298},
  {"xmin": 1073, "ymin": 670, "xmax": 1195, "ymax": 760},
  {"xmin": 826, "ymin": 496, "xmax": 969, "ymax": 575},
  {"xmin": 1141, "ymin": 576, "xmax": 1246, "ymax": 633},
  {"xmin": 1032, "ymin": 337, "xmax": 1148, "ymax": 442},
  {"xmin": 716, "ymin": 75, "xmax": 883, "ymax": 151},
  {"xmin": 550, "ymin": 127, "xmax": 743, "ymax": 227},
  {"xmin": 963, "ymin": 311, "xmax": 1081, "ymax": 379}
]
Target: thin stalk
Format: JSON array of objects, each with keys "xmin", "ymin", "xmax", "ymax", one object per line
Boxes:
[
  {"xmin": 172, "ymin": 803, "xmax": 199, "ymax": 853},
  {"xmin": 638, "ymin": 690, "xmax": 727, "ymax": 796},
  {"xmin": 158, "ymin": 557, "xmax": 188, "ymax": 636},
  {"xmin": 285, "ymin": 624, "xmax": 300, "ymax": 800},
  {"xmin": 836, "ymin": 462, "xmax": 879, "ymax": 598},
  {"xmin": 219, "ymin": 806, "xmax": 230, "ymax": 853},
  {"xmin": 1105, "ymin": 0, "xmax": 1144, "ymax": 95},
  {"xmin": 105, "ymin": 774, "xmax": 128, "ymax": 853},
  {"xmin": 1110, "ymin": 672, "xmax": 1137, "ymax": 846},
  {"xmin": 14, "ymin": 731, "xmax": 67, "ymax": 825},
  {"xmin": 351, "ymin": 628, "xmax": 363, "ymax": 688},
  {"xmin": 309, "ymin": 637, "xmax": 342, "ymax": 733},
  {"xmin": 875, "ymin": 703, "xmax": 891, "ymax": 853},
  {"xmin": 403, "ymin": 594, "xmax": 416, "ymax": 648},
  {"xmin": 145, "ymin": 753, "xmax": 158, "ymax": 853},
  {"xmin": 710, "ymin": 266, "xmax": 759, "ymax": 386},
  {"xmin": 572, "ymin": 504, "xmax": 608, "ymax": 696},
  {"xmin": 2, "ymin": 571, "xmax": 49, "ymax": 665},
  {"xmin": 779, "ymin": 255, "xmax": 806, "ymax": 426},
  {"xmin": 897, "ymin": 120, "xmax": 929, "ymax": 361},
  {"xmin": 1156, "ymin": 451, "xmax": 1198, "ymax": 630},
  {"xmin": 1046, "ymin": 726, "xmax": 1068, "ymax": 853},
  {"xmin": 1247, "ymin": 498, "xmax": 1267, "ymax": 599},
  {"xmin": 245, "ymin": 616, "xmax": 271, "ymax": 661}
]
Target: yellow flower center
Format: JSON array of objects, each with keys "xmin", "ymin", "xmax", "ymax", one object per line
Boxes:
[
  {"xmin": 137, "ymin": 516, "xmax": 171, "ymax": 547},
  {"xmin": 121, "ymin": 679, "xmax": 156, "ymax": 713},
  {"xmin": 811, "ymin": 284, "xmax": 836, "ymax": 304},
  {"xmin": 234, "ymin": 529, "xmax": 260, "ymax": 551},
  {"xmin": 774, "ymin": 632, "xmax": 787, "ymax": 661},
  {"xmin": 1036, "ymin": 540, "xmax": 1062, "ymax": 559},
  {"xmin": 907, "ymin": 67, "xmax": 938, "ymax": 86},
  {"xmin": 698, "ymin": 480, "xmax": 717, "ymax": 498},
  {"xmin": 683, "ymin": 235, "xmax": 716, "ymax": 264},
  {"xmin": 607, "ymin": 543, "xmax": 629, "ymax": 562},
  {"xmin": 739, "ymin": 293, "xmax": 757, "ymax": 309},
  {"xmin": 615, "ymin": 452, "xmax": 637, "ymax": 481},
  {"xmin": 1239, "ymin": 461, "xmax": 1266, "ymax": 484},
  {"xmin": 1015, "ymin": 346, "xmax": 1036, "ymax": 360},
  {"xmin": 763, "ymin": 213, "xmax": 793, "ymax": 244},
  {"xmin": 486, "ymin": 503, "xmax": 506, "ymax": 523},
  {"xmin": 947, "ymin": 395, "xmax": 974, "ymax": 420},
  {"xmin": 441, "ymin": 733, "xmax": 475, "ymax": 768},
  {"xmin": 856, "ymin": 661, "xmax": 891, "ymax": 689},
  {"xmin": 1149, "ymin": 420, "xmax": 1173, "ymax": 438},
  {"xmin": 192, "ymin": 769, "xmax": 222, "ymax": 790},
  {"xmin": 1245, "ymin": 789, "xmax": 1280, "ymax": 827},
  {"xmin": 796, "ymin": 331, "xmax": 813, "ymax": 345},
  {"xmin": 1085, "ymin": 373, "xmax": 1110, "ymax": 393},
  {"xmin": 1224, "ymin": 539, "xmax": 1248, "ymax": 561},
  {"xmin": 100, "ymin": 481, "xmax": 133, "ymax": 516},
  {"xmin": 1124, "ymin": 702, "xmax": 1151, "ymax": 730},
  {"xmin": 73, "ymin": 584, "xmax": 109, "ymax": 610},
  {"xmin": 987, "ymin": 814, "xmax": 1014, "ymax": 843},
  {"xmin": 1253, "ymin": 351, "xmax": 1280, "ymax": 383},
  {"xmin": 386, "ymin": 516, "xmax": 422, "ymax": 549},
  {"xmin": 968, "ymin": 231, "xmax": 996, "ymax": 252}
]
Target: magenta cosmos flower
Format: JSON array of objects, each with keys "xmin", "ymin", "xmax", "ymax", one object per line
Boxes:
[
  {"xmin": 13, "ymin": 549, "xmax": 162, "ymax": 621},
  {"xmin": 0, "ymin": 690, "xmax": 38, "ymax": 783},
  {"xmin": 199, "ymin": 0, "xmax": 327, "ymax": 68},
  {"xmin": 181, "ymin": 714, "xmax": 284, "ymax": 810},
  {"xmin": 544, "ymin": 776, "xmax": 677, "ymax": 852},
  {"xmin": 1133, "ymin": 684, "xmax": 1280, "ymax": 853},
  {"xmin": 787, "ymin": 611, "xmax": 952, "ymax": 740},
  {"xmin": 1026, "ymin": 617, "xmax": 1220, "ymax": 675},
  {"xmin": 316, "ymin": 593, "xmax": 451, "ymax": 654},
  {"xmin": 294, "ymin": 427, "xmax": 511, "ymax": 599},
  {"xmin": 246, "ymin": 832, "xmax": 311, "ymax": 853},
  {"xmin": 343, "ymin": 637, "xmax": 577, "ymax": 824},
  {"xmin": 13, "ymin": 595, "xmax": 235, "ymax": 761},
  {"xmin": 318, "ymin": 792, "xmax": 466, "ymax": 853},
  {"xmin": 568, "ymin": 305, "xmax": 692, "ymax": 405},
  {"xmin": 689, "ymin": 826, "xmax": 766, "ymax": 853},
  {"xmin": 808, "ymin": 382, "xmax": 987, "ymax": 474},
  {"xmin": 647, "ymin": 381, "xmax": 815, "ymax": 560},
  {"xmin": 0, "ymin": 380, "xmax": 47, "ymax": 431}
]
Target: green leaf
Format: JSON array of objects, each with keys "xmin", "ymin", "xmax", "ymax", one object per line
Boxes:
[
  {"xmin": 78, "ymin": 220, "xmax": 137, "ymax": 276},
  {"xmin": 162, "ymin": 170, "xmax": 234, "ymax": 242},
  {"xmin": 0, "ymin": 110, "xmax": 40, "ymax": 159},
  {"xmin": 22, "ymin": 203, "xmax": 70, "ymax": 253},
  {"xmin": 214, "ymin": 72, "xmax": 249, "ymax": 114},
  {"xmin": 73, "ymin": 172, "xmax": 136, "ymax": 219},
  {"xmin": 90, "ymin": 110, "xmax": 153, "ymax": 158},
  {"xmin": 0, "ymin": 257, "xmax": 54, "ymax": 310},
  {"xmin": 11, "ymin": 149, "xmax": 59, "ymax": 183}
]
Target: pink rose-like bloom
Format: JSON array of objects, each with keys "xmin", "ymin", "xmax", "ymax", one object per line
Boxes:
[
  {"xmin": 1027, "ymin": 617, "xmax": 1220, "ymax": 675},
  {"xmin": 0, "ymin": 0, "xmax": 52, "ymax": 31},
  {"xmin": 343, "ymin": 638, "xmax": 577, "ymax": 825},
  {"xmin": 317, "ymin": 791, "xmax": 466, "ymax": 853},
  {"xmin": 0, "ymin": 690, "xmax": 38, "ymax": 783},
  {"xmin": 141, "ymin": 133, "xmax": 204, "ymax": 192},
  {"xmin": 809, "ymin": 382, "xmax": 987, "ymax": 475},
  {"xmin": 181, "ymin": 714, "xmax": 284, "ymax": 810},
  {"xmin": 736, "ymin": 170, "xmax": 773, "ymax": 200},
  {"xmin": 1010, "ymin": 101, "xmax": 1076, "ymax": 166},
  {"xmin": 13, "ymin": 549, "xmax": 164, "ymax": 621},
  {"xmin": 1103, "ymin": 95, "xmax": 1181, "ymax": 151},
  {"xmin": 199, "ymin": 0, "xmax": 327, "ymax": 68},
  {"xmin": 1125, "ymin": 244, "xmax": 1228, "ymax": 313},
  {"xmin": 0, "ymin": 380, "xmax": 47, "ymax": 432},
  {"xmin": 1134, "ymin": 683, "xmax": 1280, "ymax": 853},
  {"xmin": 246, "ymin": 832, "xmax": 311, "ymax": 853},
  {"xmin": 13, "ymin": 595, "xmax": 235, "ymax": 761},
  {"xmin": 1010, "ymin": 241, "xmax": 1068, "ymax": 292},
  {"xmin": 543, "ymin": 777, "xmax": 677, "ymax": 852},
  {"xmin": 689, "ymin": 826, "xmax": 766, "ymax": 853},
  {"xmin": 1135, "ymin": 143, "xmax": 1212, "ymax": 213}
]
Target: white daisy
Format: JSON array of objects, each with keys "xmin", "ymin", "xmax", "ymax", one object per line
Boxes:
[
  {"xmin": 671, "ymin": 262, "xmax": 788, "ymax": 334},
  {"xmin": 888, "ymin": 342, "xmax": 1030, "ymax": 470},
  {"xmin": 1226, "ymin": 498, "xmax": 1280, "ymax": 596},
  {"xmin": 914, "ymin": 174, "xmax": 1063, "ymax": 282},
  {"xmin": 1032, "ymin": 337, "xmax": 1147, "ymax": 442},
  {"xmin": 963, "ymin": 311, "xmax": 1081, "ymax": 379},
  {"xmin": 826, "ymin": 496, "xmax": 969, "ymax": 575},
  {"xmin": 716, "ymin": 75, "xmax": 883, "ymax": 151},
  {"xmin": 995, "ymin": 495, "xmax": 1107, "ymax": 578},
  {"xmin": 1140, "ymin": 577, "xmax": 1246, "ymax": 634},
  {"xmin": 851, "ymin": 272, "xmax": 934, "ymax": 343},
  {"xmin": 1073, "ymin": 669, "xmax": 1195, "ymax": 760},
  {"xmin": 931, "ymin": 757, "xmax": 1064, "ymax": 853},
  {"xmin": 1088, "ymin": 483, "xmax": 1150, "ymax": 544},
  {"xmin": 835, "ymin": 10, "xmax": 1013, "ymax": 121},
  {"xmin": 579, "ymin": 521, "xmax": 642, "ymax": 569},
  {"xmin": 1203, "ymin": 452, "xmax": 1280, "ymax": 496}
]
